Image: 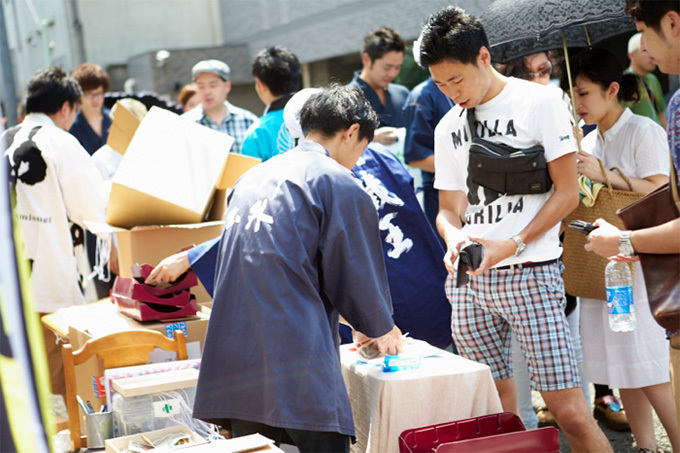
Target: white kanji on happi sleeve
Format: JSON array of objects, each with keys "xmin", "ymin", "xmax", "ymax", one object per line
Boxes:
[
  {"xmin": 245, "ymin": 199, "xmax": 274, "ymax": 232},
  {"xmin": 226, "ymin": 206, "xmax": 242, "ymax": 228}
]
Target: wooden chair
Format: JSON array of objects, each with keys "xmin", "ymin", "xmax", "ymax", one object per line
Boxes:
[{"xmin": 61, "ymin": 329, "xmax": 188, "ymax": 451}]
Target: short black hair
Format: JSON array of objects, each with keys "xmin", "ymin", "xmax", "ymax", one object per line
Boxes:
[
  {"xmin": 25, "ymin": 67, "xmax": 82, "ymax": 115},
  {"xmin": 251, "ymin": 46, "xmax": 302, "ymax": 97},
  {"xmin": 361, "ymin": 27, "xmax": 406, "ymax": 63},
  {"xmin": 299, "ymin": 84, "xmax": 378, "ymax": 143},
  {"xmin": 419, "ymin": 6, "xmax": 489, "ymax": 67},
  {"xmin": 625, "ymin": 0, "xmax": 679, "ymax": 32},
  {"xmin": 560, "ymin": 49, "xmax": 640, "ymax": 103}
]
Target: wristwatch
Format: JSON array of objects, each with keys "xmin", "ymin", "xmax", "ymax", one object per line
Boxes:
[
  {"xmin": 619, "ymin": 231, "xmax": 635, "ymax": 257},
  {"xmin": 511, "ymin": 235, "xmax": 527, "ymax": 257}
]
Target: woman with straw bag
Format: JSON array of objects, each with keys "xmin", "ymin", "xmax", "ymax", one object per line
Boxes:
[{"xmin": 562, "ymin": 49, "xmax": 678, "ymax": 453}]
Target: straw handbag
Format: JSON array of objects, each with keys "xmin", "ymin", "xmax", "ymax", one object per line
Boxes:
[{"xmin": 563, "ymin": 161, "xmax": 644, "ymax": 300}]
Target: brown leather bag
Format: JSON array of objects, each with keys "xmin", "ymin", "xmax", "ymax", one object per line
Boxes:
[{"xmin": 617, "ymin": 161, "xmax": 680, "ymax": 331}]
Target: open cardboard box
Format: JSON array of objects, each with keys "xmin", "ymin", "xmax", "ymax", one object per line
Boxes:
[
  {"xmin": 106, "ymin": 106, "xmax": 254, "ymax": 228},
  {"xmin": 87, "ymin": 106, "xmax": 260, "ymax": 302}
]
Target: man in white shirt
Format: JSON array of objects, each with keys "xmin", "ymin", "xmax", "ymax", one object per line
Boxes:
[
  {"xmin": 3, "ymin": 67, "xmax": 108, "ymax": 400},
  {"xmin": 418, "ymin": 7, "xmax": 611, "ymax": 452}
]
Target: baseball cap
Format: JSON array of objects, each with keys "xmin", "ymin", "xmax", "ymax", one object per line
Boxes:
[
  {"xmin": 192, "ymin": 59, "xmax": 230, "ymax": 81},
  {"xmin": 628, "ymin": 33, "xmax": 642, "ymax": 54},
  {"xmin": 283, "ymin": 88, "xmax": 323, "ymax": 140}
]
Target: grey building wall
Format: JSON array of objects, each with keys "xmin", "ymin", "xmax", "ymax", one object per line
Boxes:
[
  {"xmin": 76, "ymin": 0, "xmax": 224, "ymax": 72},
  {"xmin": 218, "ymin": 0, "xmax": 491, "ymax": 63}
]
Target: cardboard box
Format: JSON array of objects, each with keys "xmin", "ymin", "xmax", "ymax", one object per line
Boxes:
[
  {"xmin": 105, "ymin": 106, "xmax": 260, "ymax": 228},
  {"xmin": 87, "ymin": 220, "xmax": 225, "ymax": 302},
  {"xmin": 107, "ymin": 101, "xmax": 141, "ymax": 156},
  {"xmin": 107, "ymin": 106, "xmax": 232, "ymax": 228}
]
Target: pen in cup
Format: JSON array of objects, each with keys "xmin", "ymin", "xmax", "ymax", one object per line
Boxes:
[{"xmin": 76, "ymin": 395, "xmax": 90, "ymax": 414}]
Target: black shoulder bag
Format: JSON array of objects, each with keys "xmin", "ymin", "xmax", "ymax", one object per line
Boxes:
[{"xmin": 466, "ymin": 108, "xmax": 552, "ymax": 195}]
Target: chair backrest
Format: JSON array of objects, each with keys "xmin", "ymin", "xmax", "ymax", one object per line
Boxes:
[{"xmin": 61, "ymin": 329, "xmax": 188, "ymax": 451}]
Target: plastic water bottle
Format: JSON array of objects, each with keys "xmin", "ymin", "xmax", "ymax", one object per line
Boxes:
[{"xmin": 605, "ymin": 261, "xmax": 636, "ymax": 332}]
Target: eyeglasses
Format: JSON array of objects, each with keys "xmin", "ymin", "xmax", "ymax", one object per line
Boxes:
[
  {"xmin": 527, "ymin": 61, "xmax": 552, "ymax": 80},
  {"xmin": 83, "ymin": 89, "xmax": 105, "ymax": 99}
]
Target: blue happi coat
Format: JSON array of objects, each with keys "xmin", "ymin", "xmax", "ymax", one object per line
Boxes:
[{"xmin": 193, "ymin": 141, "xmax": 395, "ymax": 435}]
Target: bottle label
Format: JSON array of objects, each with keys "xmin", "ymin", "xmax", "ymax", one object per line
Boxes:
[{"xmin": 606, "ymin": 285, "xmax": 634, "ymax": 315}]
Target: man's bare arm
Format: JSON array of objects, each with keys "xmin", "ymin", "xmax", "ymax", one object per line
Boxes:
[
  {"xmin": 407, "ymin": 155, "xmax": 435, "ymax": 173},
  {"xmin": 436, "ymin": 190, "xmax": 468, "ymax": 276}
]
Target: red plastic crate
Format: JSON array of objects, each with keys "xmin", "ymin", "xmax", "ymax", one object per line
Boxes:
[
  {"xmin": 399, "ymin": 412, "xmax": 526, "ymax": 453},
  {"xmin": 435, "ymin": 427, "xmax": 559, "ymax": 452}
]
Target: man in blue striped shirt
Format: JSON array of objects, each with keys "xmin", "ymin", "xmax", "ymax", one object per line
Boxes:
[{"xmin": 182, "ymin": 59, "xmax": 259, "ymax": 154}]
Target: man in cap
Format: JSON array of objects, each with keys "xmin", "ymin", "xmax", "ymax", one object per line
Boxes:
[
  {"xmin": 622, "ymin": 32, "xmax": 667, "ymax": 128},
  {"xmin": 183, "ymin": 59, "xmax": 259, "ymax": 154}
]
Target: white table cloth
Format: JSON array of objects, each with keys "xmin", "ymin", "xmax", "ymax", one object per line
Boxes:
[{"xmin": 340, "ymin": 339, "xmax": 502, "ymax": 453}]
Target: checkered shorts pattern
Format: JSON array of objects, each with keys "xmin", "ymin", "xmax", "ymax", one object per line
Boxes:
[{"xmin": 446, "ymin": 261, "xmax": 580, "ymax": 392}]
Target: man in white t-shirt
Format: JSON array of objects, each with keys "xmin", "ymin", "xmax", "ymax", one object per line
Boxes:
[{"xmin": 418, "ymin": 7, "xmax": 611, "ymax": 452}]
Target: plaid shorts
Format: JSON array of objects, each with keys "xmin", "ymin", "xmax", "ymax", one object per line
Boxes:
[{"xmin": 446, "ymin": 261, "xmax": 580, "ymax": 392}]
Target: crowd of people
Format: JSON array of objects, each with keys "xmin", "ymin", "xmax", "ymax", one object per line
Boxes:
[{"xmin": 3, "ymin": 0, "xmax": 679, "ymax": 452}]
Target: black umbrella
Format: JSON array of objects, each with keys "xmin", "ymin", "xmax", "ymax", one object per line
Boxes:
[
  {"xmin": 480, "ymin": 0, "xmax": 636, "ymax": 149},
  {"xmin": 481, "ymin": 0, "xmax": 635, "ymax": 64}
]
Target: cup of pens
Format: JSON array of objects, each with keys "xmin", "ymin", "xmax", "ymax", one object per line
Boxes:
[{"xmin": 79, "ymin": 396, "xmax": 112, "ymax": 448}]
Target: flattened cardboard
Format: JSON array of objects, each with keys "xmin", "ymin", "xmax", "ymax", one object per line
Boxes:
[
  {"xmin": 105, "ymin": 425, "xmax": 206, "ymax": 453},
  {"xmin": 106, "ymin": 101, "xmax": 141, "ymax": 155},
  {"xmin": 107, "ymin": 107, "xmax": 233, "ymax": 228}
]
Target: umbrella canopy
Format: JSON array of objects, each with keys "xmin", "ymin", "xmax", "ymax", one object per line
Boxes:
[{"xmin": 481, "ymin": 0, "xmax": 636, "ymax": 63}]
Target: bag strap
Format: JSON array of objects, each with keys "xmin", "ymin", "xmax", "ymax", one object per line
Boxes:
[
  {"xmin": 466, "ymin": 108, "xmax": 477, "ymax": 140},
  {"xmin": 597, "ymin": 159, "xmax": 634, "ymax": 193},
  {"xmin": 670, "ymin": 153, "xmax": 680, "ymax": 209}
]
